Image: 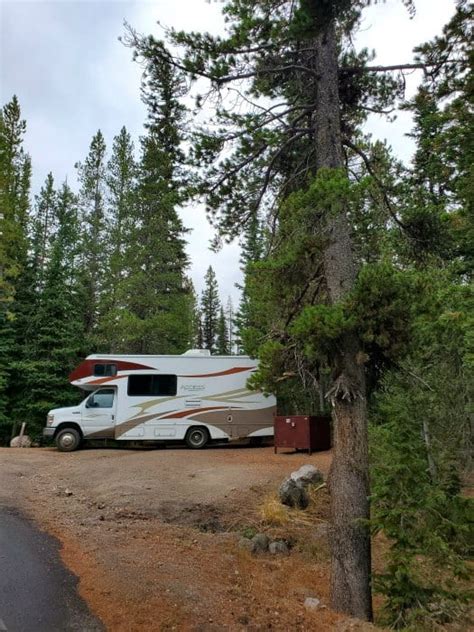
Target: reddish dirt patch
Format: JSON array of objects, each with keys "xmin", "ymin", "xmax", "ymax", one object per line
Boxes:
[{"xmin": 0, "ymin": 446, "xmax": 378, "ymax": 631}]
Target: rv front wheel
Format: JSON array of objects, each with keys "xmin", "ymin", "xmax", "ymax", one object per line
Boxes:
[
  {"xmin": 56, "ymin": 428, "xmax": 81, "ymax": 452},
  {"xmin": 185, "ymin": 427, "xmax": 209, "ymax": 449}
]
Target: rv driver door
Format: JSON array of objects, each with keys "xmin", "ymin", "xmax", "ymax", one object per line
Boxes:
[{"xmin": 82, "ymin": 388, "xmax": 116, "ymax": 438}]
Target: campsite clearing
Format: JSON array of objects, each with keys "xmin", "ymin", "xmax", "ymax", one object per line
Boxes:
[{"xmin": 0, "ymin": 445, "xmax": 378, "ymax": 631}]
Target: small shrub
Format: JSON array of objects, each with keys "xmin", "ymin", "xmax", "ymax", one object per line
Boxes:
[
  {"xmin": 260, "ymin": 494, "xmax": 290, "ymax": 526},
  {"xmin": 240, "ymin": 526, "xmax": 258, "ymax": 540}
]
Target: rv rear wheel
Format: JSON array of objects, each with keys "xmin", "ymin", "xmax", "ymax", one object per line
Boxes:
[
  {"xmin": 185, "ymin": 427, "xmax": 209, "ymax": 449},
  {"xmin": 56, "ymin": 428, "xmax": 81, "ymax": 452}
]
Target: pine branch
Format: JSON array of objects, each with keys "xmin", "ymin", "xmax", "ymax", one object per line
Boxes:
[
  {"xmin": 342, "ymin": 138, "xmax": 409, "ymax": 233},
  {"xmin": 215, "ymin": 64, "xmax": 318, "ymax": 85},
  {"xmin": 348, "ymin": 60, "xmax": 465, "ymax": 74},
  {"xmin": 284, "ymin": 262, "xmax": 324, "ymax": 330},
  {"xmin": 360, "ymin": 105, "xmax": 396, "ymax": 115},
  {"xmin": 206, "ymin": 144, "xmax": 268, "ymax": 194},
  {"xmin": 213, "ymin": 102, "xmax": 315, "ymax": 143},
  {"xmin": 252, "ymin": 130, "xmax": 308, "ymax": 211}
]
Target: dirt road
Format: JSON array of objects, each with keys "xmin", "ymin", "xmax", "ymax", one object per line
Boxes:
[{"xmin": 0, "ymin": 446, "xmax": 374, "ymax": 631}]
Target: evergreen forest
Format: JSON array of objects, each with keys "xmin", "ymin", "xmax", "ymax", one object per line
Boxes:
[
  {"xmin": 0, "ymin": 81, "xmax": 236, "ymax": 445},
  {"xmin": 0, "ymin": 0, "xmax": 472, "ymax": 628}
]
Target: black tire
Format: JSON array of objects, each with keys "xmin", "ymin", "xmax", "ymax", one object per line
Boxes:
[
  {"xmin": 55, "ymin": 428, "xmax": 81, "ymax": 452},
  {"xmin": 185, "ymin": 427, "xmax": 209, "ymax": 449}
]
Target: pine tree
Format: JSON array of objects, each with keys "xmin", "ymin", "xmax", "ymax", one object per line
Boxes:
[
  {"xmin": 367, "ymin": 5, "xmax": 474, "ymax": 626},
  {"xmin": 0, "ymin": 96, "xmax": 30, "ymax": 318},
  {"xmin": 188, "ymin": 280, "xmax": 202, "ymax": 349},
  {"xmin": 12, "ymin": 181, "xmax": 83, "ymax": 439},
  {"xmin": 235, "ymin": 212, "xmax": 265, "ymax": 352},
  {"xmin": 76, "ymin": 130, "xmax": 108, "ymax": 342},
  {"xmin": 0, "ymin": 96, "xmax": 31, "ymax": 442},
  {"xmin": 201, "ymin": 266, "xmax": 220, "ymax": 354},
  {"xmin": 97, "ymin": 126, "xmax": 137, "ymax": 351},
  {"xmin": 370, "ymin": 276, "xmax": 473, "ymax": 629},
  {"xmin": 130, "ymin": 0, "xmax": 427, "ymax": 617},
  {"xmin": 31, "ymin": 172, "xmax": 57, "ymax": 290},
  {"xmin": 225, "ymin": 296, "xmax": 235, "ymax": 354},
  {"xmin": 216, "ymin": 306, "xmax": 229, "ymax": 355},
  {"xmin": 400, "ymin": 0, "xmax": 473, "ymax": 273},
  {"xmin": 196, "ymin": 315, "xmax": 204, "ymax": 349},
  {"xmin": 110, "ymin": 51, "xmax": 193, "ymax": 353}
]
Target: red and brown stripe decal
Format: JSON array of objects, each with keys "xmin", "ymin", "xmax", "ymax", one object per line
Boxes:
[
  {"xmin": 179, "ymin": 367, "xmax": 253, "ymax": 378},
  {"xmin": 87, "ymin": 375, "xmax": 128, "ymax": 386},
  {"xmin": 164, "ymin": 406, "xmax": 240, "ymax": 419},
  {"xmin": 69, "ymin": 359, "xmax": 154, "ymax": 382}
]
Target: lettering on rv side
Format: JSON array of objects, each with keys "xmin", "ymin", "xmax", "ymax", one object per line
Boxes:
[{"xmin": 180, "ymin": 384, "xmax": 205, "ymax": 392}]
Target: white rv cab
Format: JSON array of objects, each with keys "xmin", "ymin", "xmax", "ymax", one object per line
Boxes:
[{"xmin": 43, "ymin": 350, "xmax": 276, "ymax": 452}]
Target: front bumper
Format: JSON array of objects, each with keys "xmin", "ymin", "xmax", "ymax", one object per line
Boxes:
[{"xmin": 43, "ymin": 427, "xmax": 55, "ymax": 438}]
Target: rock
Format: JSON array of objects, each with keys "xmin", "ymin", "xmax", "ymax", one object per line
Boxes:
[
  {"xmin": 10, "ymin": 435, "xmax": 32, "ymax": 448},
  {"xmin": 239, "ymin": 533, "xmax": 270, "ymax": 554},
  {"xmin": 279, "ymin": 478, "xmax": 309, "ymax": 509},
  {"xmin": 304, "ymin": 597, "xmax": 321, "ymax": 611},
  {"xmin": 238, "ymin": 537, "xmax": 255, "ymax": 553},
  {"xmin": 268, "ymin": 540, "xmax": 289, "ymax": 555},
  {"xmin": 290, "ymin": 464, "xmax": 324, "ymax": 487},
  {"xmin": 64, "ymin": 488, "xmax": 73, "ymax": 496},
  {"xmin": 279, "ymin": 464, "xmax": 324, "ymax": 509},
  {"xmin": 250, "ymin": 533, "xmax": 269, "ymax": 553}
]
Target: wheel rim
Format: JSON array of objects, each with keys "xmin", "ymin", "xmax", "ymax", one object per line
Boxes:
[
  {"xmin": 60, "ymin": 432, "xmax": 76, "ymax": 448},
  {"xmin": 190, "ymin": 430, "xmax": 205, "ymax": 446}
]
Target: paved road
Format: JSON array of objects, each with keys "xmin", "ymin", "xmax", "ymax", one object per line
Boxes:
[{"xmin": 0, "ymin": 506, "xmax": 103, "ymax": 632}]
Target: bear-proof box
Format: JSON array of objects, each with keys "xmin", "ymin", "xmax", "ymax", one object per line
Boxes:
[{"xmin": 273, "ymin": 415, "xmax": 331, "ymax": 455}]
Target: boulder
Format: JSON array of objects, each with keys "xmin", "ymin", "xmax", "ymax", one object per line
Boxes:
[
  {"xmin": 278, "ymin": 478, "xmax": 309, "ymax": 509},
  {"xmin": 290, "ymin": 464, "xmax": 324, "ymax": 487},
  {"xmin": 304, "ymin": 597, "xmax": 321, "ymax": 611},
  {"xmin": 251, "ymin": 533, "xmax": 270, "ymax": 553},
  {"xmin": 279, "ymin": 464, "xmax": 324, "ymax": 509},
  {"xmin": 269, "ymin": 540, "xmax": 289, "ymax": 555},
  {"xmin": 10, "ymin": 435, "xmax": 32, "ymax": 448}
]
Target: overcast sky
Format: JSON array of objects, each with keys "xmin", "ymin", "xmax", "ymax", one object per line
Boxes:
[{"xmin": 1, "ymin": 0, "xmax": 456, "ymax": 305}]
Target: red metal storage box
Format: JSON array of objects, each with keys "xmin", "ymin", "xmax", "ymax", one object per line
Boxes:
[{"xmin": 274, "ymin": 415, "xmax": 331, "ymax": 455}]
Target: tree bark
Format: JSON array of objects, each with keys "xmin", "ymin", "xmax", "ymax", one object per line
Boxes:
[{"xmin": 312, "ymin": 21, "xmax": 373, "ymax": 621}]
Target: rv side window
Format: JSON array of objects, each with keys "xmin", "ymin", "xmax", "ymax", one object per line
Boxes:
[
  {"xmin": 94, "ymin": 363, "xmax": 117, "ymax": 377},
  {"xmin": 127, "ymin": 374, "xmax": 177, "ymax": 397}
]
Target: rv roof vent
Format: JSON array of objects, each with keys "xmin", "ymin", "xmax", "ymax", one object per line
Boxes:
[{"xmin": 182, "ymin": 349, "xmax": 211, "ymax": 357}]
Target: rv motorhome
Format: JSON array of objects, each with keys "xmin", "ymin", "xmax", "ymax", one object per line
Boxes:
[{"xmin": 43, "ymin": 350, "xmax": 276, "ymax": 452}]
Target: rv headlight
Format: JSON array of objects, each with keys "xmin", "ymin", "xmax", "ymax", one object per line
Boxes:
[{"xmin": 47, "ymin": 413, "xmax": 54, "ymax": 426}]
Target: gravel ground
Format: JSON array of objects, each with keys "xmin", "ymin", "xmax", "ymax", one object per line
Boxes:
[{"xmin": 0, "ymin": 445, "xmax": 378, "ymax": 631}]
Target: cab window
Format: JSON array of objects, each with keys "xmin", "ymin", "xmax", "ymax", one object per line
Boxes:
[{"xmin": 86, "ymin": 388, "xmax": 115, "ymax": 408}]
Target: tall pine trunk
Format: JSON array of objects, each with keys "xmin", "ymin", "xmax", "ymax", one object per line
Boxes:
[{"xmin": 312, "ymin": 21, "xmax": 373, "ymax": 620}]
